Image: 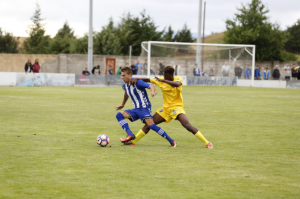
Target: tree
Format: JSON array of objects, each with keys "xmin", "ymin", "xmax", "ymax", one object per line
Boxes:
[
  {"xmin": 163, "ymin": 26, "xmax": 175, "ymax": 42},
  {"xmin": 0, "ymin": 28, "xmax": 19, "ymax": 53},
  {"xmin": 70, "ymin": 34, "xmax": 89, "ymax": 54},
  {"xmin": 23, "ymin": 3, "xmax": 50, "ymax": 54},
  {"xmin": 285, "ymin": 19, "xmax": 300, "ymax": 54},
  {"xmin": 54, "ymin": 22, "xmax": 75, "ymax": 39},
  {"xmin": 223, "ymin": 0, "xmax": 290, "ymax": 61},
  {"xmin": 174, "ymin": 24, "xmax": 195, "ymax": 42}
]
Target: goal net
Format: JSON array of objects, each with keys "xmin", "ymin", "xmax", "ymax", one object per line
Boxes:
[{"xmin": 138, "ymin": 41, "xmax": 255, "ymax": 85}]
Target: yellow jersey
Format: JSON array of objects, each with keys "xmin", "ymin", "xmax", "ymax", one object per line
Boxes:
[{"xmin": 150, "ymin": 76, "xmax": 184, "ymax": 108}]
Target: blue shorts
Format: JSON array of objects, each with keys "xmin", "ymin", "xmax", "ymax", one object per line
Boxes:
[{"xmin": 125, "ymin": 108, "xmax": 153, "ymax": 123}]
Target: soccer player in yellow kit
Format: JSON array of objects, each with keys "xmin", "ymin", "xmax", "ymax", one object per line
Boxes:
[{"xmin": 122, "ymin": 66, "xmax": 213, "ymax": 148}]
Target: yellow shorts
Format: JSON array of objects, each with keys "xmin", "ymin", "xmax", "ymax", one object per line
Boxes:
[{"xmin": 156, "ymin": 107, "xmax": 186, "ymax": 123}]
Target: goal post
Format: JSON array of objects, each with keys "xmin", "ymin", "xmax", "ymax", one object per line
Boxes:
[{"xmin": 140, "ymin": 41, "xmax": 256, "ymax": 86}]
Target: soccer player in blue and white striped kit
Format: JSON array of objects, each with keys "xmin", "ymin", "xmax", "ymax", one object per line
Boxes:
[{"xmin": 115, "ymin": 66, "xmax": 176, "ymax": 147}]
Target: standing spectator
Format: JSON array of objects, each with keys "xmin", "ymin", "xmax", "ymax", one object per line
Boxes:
[
  {"xmin": 92, "ymin": 65, "xmax": 100, "ymax": 75},
  {"xmin": 263, "ymin": 67, "xmax": 271, "ymax": 80},
  {"xmin": 222, "ymin": 61, "xmax": 230, "ymax": 77},
  {"xmin": 244, "ymin": 65, "xmax": 251, "ymax": 79},
  {"xmin": 108, "ymin": 65, "xmax": 113, "ymax": 75},
  {"xmin": 158, "ymin": 63, "xmax": 165, "ymax": 75},
  {"xmin": 296, "ymin": 66, "xmax": 300, "ymax": 80},
  {"xmin": 150, "ymin": 69, "xmax": 156, "ymax": 75},
  {"xmin": 32, "ymin": 59, "xmax": 41, "ymax": 73},
  {"xmin": 234, "ymin": 63, "xmax": 242, "ymax": 79},
  {"xmin": 254, "ymin": 66, "xmax": 260, "ymax": 80},
  {"xmin": 193, "ymin": 63, "xmax": 200, "ymax": 76},
  {"xmin": 283, "ymin": 62, "xmax": 291, "ymax": 81},
  {"xmin": 135, "ymin": 59, "xmax": 143, "ymax": 75},
  {"xmin": 208, "ymin": 69, "xmax": 214, "ymax": 77},
  {"xmin": 173, "ymin": 62, "xmax": 181, "ymax": 76},
  {"xmin": 115, "ymin": 67, "xmax": 122, "ymax": 75},
  {"xmin": 272, "ymin": 65, "xmax": 280, "ymax": 80},
  {"xmin": 82, "ymin": 67, "xmax": 90, "ymax": 76},
  {"xmin": 291, "ymin": 64, "xmax": 298, "ymax": 80},
  {"xmin": 143, "ymin": 60, "xmax": 148, "ymax": 75},
  {"xmin": 130, "ymin": 61, "xmax": 137, "ymax": 75},
  {"xmin": 24, "ymin": 59, "xmax": 33, "ymax": 73}
]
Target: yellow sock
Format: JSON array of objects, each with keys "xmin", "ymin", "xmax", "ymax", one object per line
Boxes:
[
  {"xmin": 195, "ymin": 131, "xmax": 209, "ymax": 145},
  {"xmin": 131, "ymin": 130, "xmax": 146, "ymax": 144}
]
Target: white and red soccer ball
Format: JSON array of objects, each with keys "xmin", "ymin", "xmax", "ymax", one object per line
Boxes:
[{"xmin": 97, "ymin": 135, "xmax": 109, "ymax": 147}]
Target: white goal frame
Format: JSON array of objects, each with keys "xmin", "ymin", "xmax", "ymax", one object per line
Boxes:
[{"xmin": 141, "ymin": 41, "xmax": 256, "ymax": 87}]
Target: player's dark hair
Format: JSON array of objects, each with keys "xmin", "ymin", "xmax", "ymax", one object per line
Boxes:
[
  {"xmin": 164, "ymin": 66, "xmax": 174, "ymax": 75},
  {"xmin": 121, "ymin": 66, "xmax": 132, "ymax": 75}
]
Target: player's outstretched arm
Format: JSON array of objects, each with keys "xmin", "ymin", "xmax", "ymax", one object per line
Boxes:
[
  {"xmin": 115, "ymin": 93, "xmax": 129, "ymax": 111},
  {"xmin": 131, "ymin": 78, "xmax": 150, "ymax": 86},
  {"xmin": 155, "ymin": 77, "xmax": 182, "ymax": 87},
  {"xmin": 149, "ymin": 85, "xmax": 157, "ymax": 98}
]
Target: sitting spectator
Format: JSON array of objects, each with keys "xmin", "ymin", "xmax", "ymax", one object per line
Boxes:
[
  {"xmin": 108, "ymin": 65, "xmax": 113, "ymax": 75},
  {"xmin": 130, "ymin": 61, "xmax": 137, "ymax": 75},
  {"xmin": 222, "ymin": 61, "xmax": 230, "ymax": 77},
  {"xmin": 150, "ymin": 69, "xmax": 156, "ymax": 75},
  {"xmin": 244, "ymin": 65, "xmax": 251, "ymax": 79},
  {"xmin": 272, "ymin": 65, "xmax": 280, "ymax": 80},
  {"xmin": 115, "ymin": 67, "xmax": 122, "ymax": 75},
  {"xmin": 173, "ymin": 62, "xmax": 181, "ymax": 76},
  {"xmin": 292, "ymin": 64, "xmax": 298, "ymax": 80},
  {"xmin": 193, "ymin": 63, "xmax": 200, "ymax": 76},
  {"xmin": 263, "ymin": 67, "xmax": 271, "ymax": 80},
  {"xmin": 32, "ymin": 59, "xmax": 41, "ymax": 73},
  {"xmin": 283, "ymin": 62, "xmax": 291, "ymax": 81},
  {"xmin": 82, "ymin": 67, "xmax": 90, "ymax": 76},
  {"xmin": 92, "ymin": 65, "xmax": 100, "ymax": 75},
  {"xmin": 254, "ymin": 66, "xmax": 260, "ymax": 80},
  {"xmin": 234, "ymin": 63, "xmax": 242, "ymax": 79},
  {"xmin": 24, "ymin": 59, "xmax": 33, "ymax": 73},
  {"xmin": 158, "ymin": 63, "xmax": 165, "ymax": 75},
  {"xmin": 208, "ymin": 69, "xmax": 214, "ymax": 77}
]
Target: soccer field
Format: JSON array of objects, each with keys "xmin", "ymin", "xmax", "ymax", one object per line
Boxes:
[{"xmin": 1, "ymin": 86, "xmax": 300, "ymax": 198}]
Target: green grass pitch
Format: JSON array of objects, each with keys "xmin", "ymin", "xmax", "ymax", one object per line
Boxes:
[{"xmin": 1, "ymin": 86, "xmax": 300, "ymax": 198}]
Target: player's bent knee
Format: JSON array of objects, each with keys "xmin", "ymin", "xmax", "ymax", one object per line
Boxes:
[{"xmin": 116, "ymin": 112, "xmax": 124, "ymax": 120}]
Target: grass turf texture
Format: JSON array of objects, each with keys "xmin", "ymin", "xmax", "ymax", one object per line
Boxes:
[{"xmin": 1, "ymin": 86, "xmax": 300, "ymax": 198}]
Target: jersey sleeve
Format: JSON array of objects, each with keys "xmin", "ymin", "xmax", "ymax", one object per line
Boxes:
[
  {"xmin": 150, "ymin": 77, "xmax": 163, "ymax": 87},
  {"xmin": 136, "ymin": 79, "xmax": 151, "ymax": 89},
  {"xmin": 174, "ymin": 76, "xmax": 183, "ymax": 86}
]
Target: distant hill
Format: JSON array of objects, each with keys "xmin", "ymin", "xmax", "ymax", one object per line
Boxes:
[{"xmin": 203, "ymin": 32, "xmax": 224, "ymax": 44}]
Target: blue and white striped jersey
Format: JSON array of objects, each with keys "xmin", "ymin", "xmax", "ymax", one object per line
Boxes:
[{"xmin": 122, "ymin": 78, "xmax": 151, "ymax": 109}]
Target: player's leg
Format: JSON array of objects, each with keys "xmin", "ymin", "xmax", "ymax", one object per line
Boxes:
[
  {"xmin": 176, "ymin": 114, "xmax": 213, "ymax": 148},
  {"xmin": 144, "ymin": 118, "xmax": 176, "ymax": 147},
  {"xmin": 116, "ymin": 111, "xmax": 135, "ymax": 141},
  {"xmin": 128, "ymin": 113, "xmax": 166, "ymax": 145}
]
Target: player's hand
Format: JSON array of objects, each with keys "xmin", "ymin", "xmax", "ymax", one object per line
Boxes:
[
  {"xmin": 131, "ymin": 78, "xmax": 138, "ymax": 86},
  {"xmin": 151, "ymin": 92, "xmax": 157, "ymax": 98},
  {"xmin": 115, "ymin": 104, "xmax": 124, "ymax": 111},
  {"xmin": 155, "ymin": 76, "xmax": 164, "ymax": 82}
]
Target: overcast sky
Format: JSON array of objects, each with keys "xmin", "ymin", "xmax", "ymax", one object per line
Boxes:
[{"xmin": 1, "ymin": 0, "xmax": 300, "ymax": 38}]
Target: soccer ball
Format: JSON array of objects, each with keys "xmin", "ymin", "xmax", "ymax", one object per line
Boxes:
[{"xmin": 96, "ymin": 135, "xmax": 109, "ymax": 147}]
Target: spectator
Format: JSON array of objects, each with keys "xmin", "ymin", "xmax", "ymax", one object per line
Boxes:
[
  {"xmin": 150, "ymin": 69, "xmax": 156, "ymax": 75},
  {"xmin": 135, "ymin": 59, "xmax": 143, "ymax": 75},
  {"xmin": 296, "ymin": 66, "xmax": 300, "ymax": 80},
  {"xmin": 115, "ymin": 67, "xmax": 122, "ymax": 75},
  {"xmin": 193, "ymin": 63, "xmax": 200, "ymax": 76},
  {"xmin": 263, "ymin": 67, "xmax": 271, "ymax": 80},
  {"xmin": 108, "ymin": 65, "xmax": 113, "ymax": 75},
  {"xmin": 254, "ymin": 66, "xmax": 260, "ymax": 80},
  {"xmin": 244, "ymin": 65, "xmax": 251, "ymax": 79},
  {"xmin": 143, "ymin": 60, "xmax": 148, "ymax": 75},
  {"xmin": 259, "ymin": 66, "xmax": 262, "ymax": 79},
  {"xmin": 200, "ymin": 71, "xmax": 207, "ymax": 76},
  {"xmin": 173, "ymin": 62, "xmax": 181, "ymax": 76},
  {"xmin": 32, "ymin": 59, "xmax": 41, "ymax": 73},
  {"xmin": 82, "ymin": 67, "xmax": 90, "ymax": 76},
  {"xmin": 158, "ymin": 63, "xmax": 165, "ymax": 75},
  {"xmin": 24, "ymin": 59, "xmax": 33, "ymax": 73},
  {"xmin": 292, "ymin": 64, "xmax": 298, "ymax": 80},
  {"xmin": 92, "ymin": 65, "xmax": 100, "ymax": 75},
  {"xmin": 222, "ymin": 61, "xmax": 230, "ymax": 77},
  {"xmin": 272, "ymin": 65, "xmax": 280, "ymax": 80},
  {"xmin": 208, "ymin": 69, "xmax": 214, "ymax": 77},
  {"xmin": 234, "ymin": 63, "xmax": 242, "ymax": 79},
  {"xmin": 130, "ymin": 61, "xmax": 137, "ymax": 75},
  {"xmin": 283, "ymin": 62, "xmax": 291, "ymax": 81}
]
